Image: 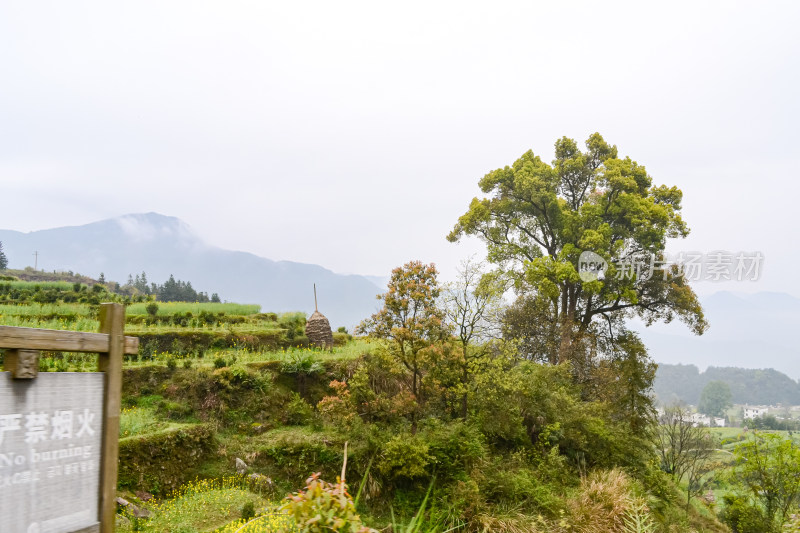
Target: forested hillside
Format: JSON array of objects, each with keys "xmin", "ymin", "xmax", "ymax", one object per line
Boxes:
[{"xmin": 654, "ymin": 363, "xmax": 800, "ymax": 405}]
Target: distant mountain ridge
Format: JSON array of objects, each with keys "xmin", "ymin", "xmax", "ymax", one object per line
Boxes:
[
  {"xmin": 0, "ymin": 213, "xmax": 383, "ymax": 328},
  {"xmin": 653, "ymin": 363, "xmax": 800, "ymax": 406},
  {"xmin": 637, "ymin": 291, "xmax": 800, "ymax": 380}
]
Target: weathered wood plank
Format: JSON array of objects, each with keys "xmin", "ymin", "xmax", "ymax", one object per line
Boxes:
[
  {"xmin": 98, "ymin": 303, "xmax": 125, "ymax": 533},
  {"xmin": 0, "ymin": 325, "xmax": 138, "ymax": 354}
]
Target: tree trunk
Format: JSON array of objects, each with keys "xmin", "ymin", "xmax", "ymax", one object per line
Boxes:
[{"xmin": 461, "ymin": 356, "xmax": 469, "ymax": 419}]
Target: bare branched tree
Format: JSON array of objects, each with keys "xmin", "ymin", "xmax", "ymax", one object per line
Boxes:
[
  {"xmin": 441, "ymin": 257, "xmax": 506, "ymax": 418},
  {"xmin": 655, "ymin": 404, "xmax": 717, "ymax": 509}
]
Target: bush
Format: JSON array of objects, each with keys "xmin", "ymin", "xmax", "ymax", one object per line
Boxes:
[
  {"xmin": 284, "ymin": 393, "xmax": 315, "ymax": 426},
  {"xmin": 719, "ymin": 494, "xmax": 774, "ymax": 533},
  {"xmin": 240, "ymin": 500, "xmax": 256, "ymax": 521},
  {"xmin": 260, "ymin": 429, "xmax": 343, "ymax": 482},
  {"xmin": 378, "ymin": 434, "xmax": 432, "ymax": 482},
  {"xmin": 280, "ymin": 473, "xmax": 374, "ymax": 533},
  {"xmin": 419, "ymin": 419, "xmax": 485, "ymax": 479},
  {"xmin": 473, "ymin": 453, "xmax": 564, "ymax": 516}
]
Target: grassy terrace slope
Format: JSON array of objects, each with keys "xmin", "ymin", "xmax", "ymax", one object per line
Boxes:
[{"xmin": 0, "ymin": 280, "xmax": 731, "ymax": 532}]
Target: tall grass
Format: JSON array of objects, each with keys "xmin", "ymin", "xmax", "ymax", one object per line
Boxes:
[
  {"xmin": 126, "ymin": 302, "xmax": 262, "ymax": 316},
  {"xmin": 120, "ymin": 407, "xmax": 169, "ymax": 438}
]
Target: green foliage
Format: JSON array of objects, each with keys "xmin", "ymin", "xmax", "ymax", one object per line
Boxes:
[
  {"xmin": 699, "ymin": 380, "xmax": 733, "ymax": 417},
  {"xmin": 727, "ymin": 432, "xmax": 800, "ymax": 530},
  {"xmin": 118, "ymin": 424, "xmax": 217, "ymax": 495},
  {"xmin": 655, "ymin": 364, "xmax": 800, "ymax": 406},
  {"xmin": 418, "ymin": 419, "xmax": 485, "ymax": 479},
  {"xmin": 279, "ymin": 312, "xmax": 308, "ymax": 341},
  {"xmin": 145, "ymin": 302, "xmax": 159, "ymax": 316},
  {"xmin": 441, "ymin": 257, "xmax": 506, "ymax": 418},
  {"xmin": 719, "ymin": 493, "xmax": 773, "ymax": 533},
  {"xmin": 748, "ymin": 414, "xmax": 800, "ymax": 431},
  {"xmin": 357, "ymin": 261, "xmax": 448, "ymax": 427},
  {"xmin": 279, "ymin": 473, "xmax": 375, "ymax": 533},
  {"xmin": 281, "ymin": 352, "xmax": 324, "ymax": 375},
  {"xmin": 378, "ymin": 434, "xmax": 433, "ymax": 482},
  {"xmin": 654, "ymin": 405, "xmax": 716, "ymax": 485},
  {"xmin": 240, "ymin": 500, "xmax": 256, "ymax": 521},
  {"xmin": 126, "ymin": 301, "xmax": 261, "ymax": 316},
  {"xmin": 257, "ymin": 428, "xmax": 344, "ymax": 481},
  {"xmin": 284, "ymin": 393, "xmax": 315, "ymax": 426},
  {"xmin": 116, "ymin": 477, "xmax": 273, "ymax": 533},
  {"xmin": 120, "ymin": 407, "xmax": 168, "ymax": 438},
  {"xmin": 448, "ymin": 133, "xmax": 706, "ymax": 367},
  {"xmin": 0, "ymin": 279, "xmax": 122, "ymax": 307}
]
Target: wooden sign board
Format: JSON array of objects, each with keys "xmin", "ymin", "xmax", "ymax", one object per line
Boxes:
[
  {"xmin": 0, "ymin": 373, "xmax": 104, "ymax": 533},
  {"xmin": 0, "ymin": 303, "xmax": 139, "ymax": 533}
]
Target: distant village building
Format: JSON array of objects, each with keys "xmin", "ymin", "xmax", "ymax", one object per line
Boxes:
[
  {"xmin": 690, "ymin": 413, "xmax": 726, "ymax": 427},
  {"xmin": 743, "ymin": 406, "xmax": 769, "ymax": 419}
]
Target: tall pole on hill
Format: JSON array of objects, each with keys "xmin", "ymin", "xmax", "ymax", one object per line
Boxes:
[
  {"xmin": 314, "ymin": 283, "xmax": 318, "ymax": 312},
  {"xmin": 33, "ymin": 251, "xmax": 38, "ymax": 270}
]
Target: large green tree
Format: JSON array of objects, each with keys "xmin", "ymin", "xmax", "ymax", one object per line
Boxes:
[
  {"xmin": 698, "ymin": 380, "xmax": 732, "ymax": 418},
  {"xmin": 448, "ymin": 133, "xmax": 706, "ymax": 365}
]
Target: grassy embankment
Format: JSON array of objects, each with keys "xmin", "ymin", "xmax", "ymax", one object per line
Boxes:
[{"xmin": 0, "ymin": 280, "xmax": 733, "ymax": 532}]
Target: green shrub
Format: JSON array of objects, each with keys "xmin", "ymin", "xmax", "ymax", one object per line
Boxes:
[
  {"xmin": 279, "ymin": 473, "xmax": 375, "ymax": 533},
  {"xmin": 240, "ymin": 500, "xmax": 256, "ymax": 521},
  {"xmin": 260, "ymin": 429, "xmax": 342, "ymax": 481},
  {"xmin": 419, "ymin": 419, "xmax": 485, "ymax": 478},
  {"xmin": 284, "ymin": 393, "xmax": 315, "ymax": 426},
  {"xmin": 719, "ymin": 494, "xmax": 774, "ymax": 533},
  {"xmin": 214, "ymin": 357, "xmax": 228, "ymax": 369},
  {"xmin": 378, "ymin": 434, "xmax": 432, "ymax": 482},
  {"xmin": 475, "ymin": 453, "xmax": 564, "ymax": 516}
]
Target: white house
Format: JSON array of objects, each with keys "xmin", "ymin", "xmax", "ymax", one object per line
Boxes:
[
  {"xmin": 689, "ymin": 413, "xmax": 726, "ymax": 427},
  {"xmin": 743, "ymin": 406, "xmax": 769, "ymax": 419}
]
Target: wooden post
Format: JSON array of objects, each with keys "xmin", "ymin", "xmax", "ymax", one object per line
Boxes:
[
  {"xmin": 98, "ymin": 303, "xmax": 125, "ymax": 532},
  {"xmin": 3, "ymin": 348, "xmax": 40, "ymax": 378}
]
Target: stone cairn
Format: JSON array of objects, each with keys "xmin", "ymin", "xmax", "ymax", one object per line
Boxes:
[{"xmin": 305, "ymin": 284, "xmax": 333, "ymax": 350}]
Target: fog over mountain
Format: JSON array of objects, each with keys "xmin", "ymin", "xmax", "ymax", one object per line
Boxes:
[
  {"xmin": 2, "ymin": 214, "xmax": 798, "ymax": 378},
  {"xmin": 0, "ymin": 213, "xmax": 383, "ymax": 329},
  {"xmin": 636, "ymin": 291, "xmax": 800, "ymax": 380}
]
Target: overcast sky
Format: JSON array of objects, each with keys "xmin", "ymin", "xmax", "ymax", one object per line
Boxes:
[{"xmin": 1, "ymin": 1, "xmax": 798, "ymax": 295}]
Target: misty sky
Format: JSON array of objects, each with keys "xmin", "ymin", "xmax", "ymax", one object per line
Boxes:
[{"xmin": 1, "ymin": 1, "xmax": 798, "ymax": 295}]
